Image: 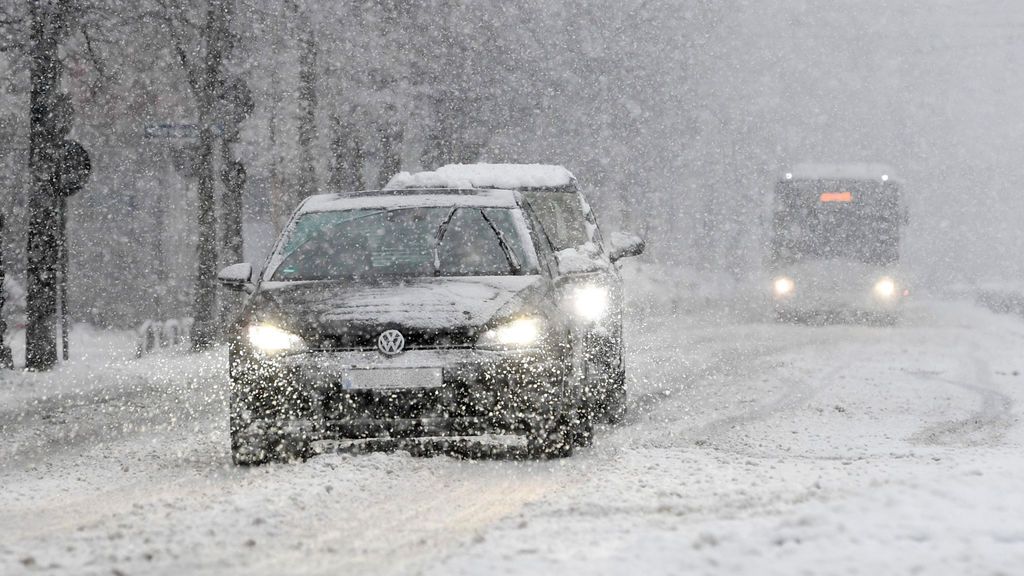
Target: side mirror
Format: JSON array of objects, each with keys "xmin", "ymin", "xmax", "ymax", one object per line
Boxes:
[
  {"xmin": 217, "ymin": 263, "xmax": 255, "ymax": 293},
  {"xmin": 608, "ymin": 231, "xmax": 646, "ymax": 263}
]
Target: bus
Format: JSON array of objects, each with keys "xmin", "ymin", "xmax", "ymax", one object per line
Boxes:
[{"xmin": 767, "ymin": 163, "xmax": 908, "ymax": 321}]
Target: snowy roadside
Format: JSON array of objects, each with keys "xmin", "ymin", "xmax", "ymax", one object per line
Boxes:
[
  {"xmin": 942, "ymin": 280, "xmax": 1024, "ymax": 319},
  {"xmin": 0, "ymin": 326, "xmax": 227, "ymax": 466},
  {"xmin": 976, "ymin": 285, "xmax": 1024, "ymax": 318}
]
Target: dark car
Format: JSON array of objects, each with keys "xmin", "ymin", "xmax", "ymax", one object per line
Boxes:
[
  {"xmin": 218, "ymin": 188, "xmax": 593, "ymax": 464},
  {"xmin": 387, "ymin": 164, "xmax": 646, "ymax": 422}
]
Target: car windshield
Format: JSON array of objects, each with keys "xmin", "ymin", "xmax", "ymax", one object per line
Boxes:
[
  {"xmin": 521, "ymin": 192, "xmax": 589, "ymax": 251},
  {"xmin": 268, "ymin": 206, "xmax": 538, "ymax": 281}
]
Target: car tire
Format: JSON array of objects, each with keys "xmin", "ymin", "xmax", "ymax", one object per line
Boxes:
[
  {"xmin": 604, "ymin": 369, "xmax": 628, "ymax": 424},
  {"xmin": 527, "ymin": 414, "xmax": 575, "ymax": 459},
  {"xmin": 573, "ymin": 407, "xmax": 594, "ymax": 448},
  {"xmin": 231, "ymin": 423, "xmax": 310, "ymax": 465},
  {"xmin": 230, "ymin": 413, "xmax": 268, "ymax": 466},
  {"xmin": 230, "ymin": 404, "xmax": 311, "ymax": 465},
  {"xmin": 875, "ymin": 312, "xmax": 900, "ymax": 326},
  {"xmin": 774, "ymin": 308, "xmax": 801, "ymax": 323}
]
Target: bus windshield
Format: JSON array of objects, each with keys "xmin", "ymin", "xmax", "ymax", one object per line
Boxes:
[{"xmin": 770, "ymin": 180, "xmax": 901, "ymax": 266}]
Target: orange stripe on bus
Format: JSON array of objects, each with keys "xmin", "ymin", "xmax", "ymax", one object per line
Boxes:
[{"xmin": 820, "ymin": 191, "xmax": 853, "ymax": 202}]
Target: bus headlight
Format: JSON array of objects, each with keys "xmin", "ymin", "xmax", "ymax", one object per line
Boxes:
[
  {"xmin": 874, "ymin": 277, "xmax": 896, "ymax": 299},
  {"xmin": 570, "ymin": 285, "xmax": 610, "ymax": 322},
  {"xmin": 773, "ymin": 277, "xmax": 795, "ymax": 297}
]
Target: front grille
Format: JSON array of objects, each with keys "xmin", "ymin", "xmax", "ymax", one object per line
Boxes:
[{"xmin": 310, "ymin": 329, "xmax": 476, "ymax": 351}]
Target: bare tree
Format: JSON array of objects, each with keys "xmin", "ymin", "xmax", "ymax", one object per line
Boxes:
[
  {"xmin": 0, "ymin": 213, "xmax": 12, "ymax": 369},
  {"xmin": 25, "ymin": 0, "xmax": 78, "ymax": 370},
  {"xmin": 376, "ymin": 104, "xmax": 402, "ymax": 189},
  {"xmin": 219, "ymin": 75, "xmax": 254, "ymax": 266},
  {"xmin": 296, "ymin": 23, "xmax": 318, "ymax": 199},
  {"xmin": 153, "ymin": 0, "xmax": 240, "ymax": 350},
  {"xmin": 329, "ymin": 111, "xmax": 365, "ymax": 192}
]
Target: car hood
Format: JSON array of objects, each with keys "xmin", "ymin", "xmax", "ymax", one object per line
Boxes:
[{"xmin": 251, "ymin": 276, "xmax": 546, "ymax": 345}]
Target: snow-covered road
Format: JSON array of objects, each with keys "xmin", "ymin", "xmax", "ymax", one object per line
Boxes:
[{"xmin": 2, "ymin": 300, "xmax": 1023, "ymax": 575}]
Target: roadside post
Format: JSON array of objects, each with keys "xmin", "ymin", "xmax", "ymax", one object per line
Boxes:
[
  {"xmin": 54, "ymin": 139, "xmax": 92, "ymax": 361},
  {"xmin": 0, "ymin": 213, "xmax": 12, "ymax": 369}
]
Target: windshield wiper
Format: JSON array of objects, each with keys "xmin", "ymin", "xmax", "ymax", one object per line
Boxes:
[
  {"xmin": 432, "ymin": 207, "xmax": 459, "ymax": 276},
  {"xmin": 479, "ymin": 209, "xmax": 522, "ymax": 275}
]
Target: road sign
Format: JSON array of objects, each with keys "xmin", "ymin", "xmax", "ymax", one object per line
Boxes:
[{"xmin": 53, "ymin": 140, "xmax": 91, "ymax": 198}]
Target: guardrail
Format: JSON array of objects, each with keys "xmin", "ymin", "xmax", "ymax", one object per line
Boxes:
[{"xmin": 135, "ymin": 318, "xmax": 193, "ymax": 358}]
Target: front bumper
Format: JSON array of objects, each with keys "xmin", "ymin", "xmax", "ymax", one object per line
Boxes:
[
  {"xmin": 774, "ymin": 290, "xmax": 903, "ymax": 315},
  {"xmin": 231, "ymin": 347, "xmax": 571, "ymax": 441}
]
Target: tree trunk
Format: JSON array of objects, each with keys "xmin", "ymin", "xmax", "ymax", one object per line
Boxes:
[
  {"xmin": 219, "ymin": 76, "xmax": 253, "ymax": 267},
  {"xmin": 296, "ymin": 28, "xmax": 318, "ymax": 200},
  {"xmin": 190, "ymin": 117, "xmax": 218, "ymax": 350},
  {"xmin": 268, "ymin": 74, "xmax": 286, "ymax": 232},
  {"xmin": 329, "ymin": 113, "xmax": 365, "ymax": 192},
  {"xmin": 189, "ymin": 0, "xmax": 231, "ymax": 351},
  {"xmin": 0, "ymin": 213, "xmax": 12, "ymax": 369},
  {"xmin": 25, "ymin": 0, "xmax": 66, "ymax": 370},
  {"xmin": 420, "ymin": 91, "xmax": 482, "ymax": 170},
  {"xmin": 376, "ymin": 109, "xmax": 402, "ymax": 189},
  {"xmin": 219, "ymin": 140, "xmax": 245, "ymax": 328},
  {"xmin": 220, "ymin": 155, "xmax": 244, "ymax": 265}
]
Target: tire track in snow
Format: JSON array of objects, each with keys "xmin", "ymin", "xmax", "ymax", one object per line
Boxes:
[
  {"xmin": 618, "ymin": 316, "xmax": 839, "ymax": 451},
  {"xmin": 251, "ymin": 462, "xmax": 559, "ymax": 576},
  {"xmin": 909, "ymin": 348, "xmax": 1015, "ymax": 447}
]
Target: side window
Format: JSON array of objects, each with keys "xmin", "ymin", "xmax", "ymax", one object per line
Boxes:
[
  {"xmin": 521, "ymin": 192, "xmax": 589, "ymax": 250},
  {"xmin": 578, "ymin": 193, "xmax": 606, "ymax": 251},
  {"xmin": 519, "ymin": 199, "xmax": 559, "ymax": 277}
]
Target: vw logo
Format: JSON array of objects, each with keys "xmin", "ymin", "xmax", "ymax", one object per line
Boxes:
[{"xmin": 377, "ymin": 329, "xmax": 405, "ymax": 356}]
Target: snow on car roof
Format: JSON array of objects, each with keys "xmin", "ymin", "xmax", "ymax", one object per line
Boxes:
[
  {"xmin": 298, "ymin": 188, "xmax": 520, "ymax": 213},
  {"xmin": 785, "ymin": 163, "xmax": 898, "ymax": 182},
  {"xmin": 385, "ymin": 163, "xmax": 577, "ymax": 192}
]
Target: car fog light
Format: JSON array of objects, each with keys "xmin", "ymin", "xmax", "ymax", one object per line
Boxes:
[{"xmin": 248, "ymin": 324, "xmax": 307, "ymax": 355}]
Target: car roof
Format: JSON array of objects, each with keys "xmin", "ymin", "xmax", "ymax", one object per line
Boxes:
[
  {"xmin": 298, "ymin": 188, "xmax": 521, "ymax": 214},
  {"xmin": 385, "ymin": 163, "xmax": 578, "ymax": 193}
]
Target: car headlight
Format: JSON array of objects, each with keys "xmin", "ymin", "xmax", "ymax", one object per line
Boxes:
[
  {"xmin": 773, "ymin": 277, "xmax": 795, "ymax": 296},
  {"xmin": 476, "ymin": 317, "xmax": 544, "ymax": 350},
  {"xmin": 874, "ymin": 277, "xmax": 896, "ymax": 299},
  {"xmin": 570, "ymin": 285, "xmax": 610, "ymax": 322},
  {"xmin": 248, "ymin": 324, "xmax": 307, "ymax": 356}
]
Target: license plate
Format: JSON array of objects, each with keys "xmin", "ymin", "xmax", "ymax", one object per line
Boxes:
[{"xmin": 340, "ymin": 368, "xmax": 443, "ymax": 391}]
